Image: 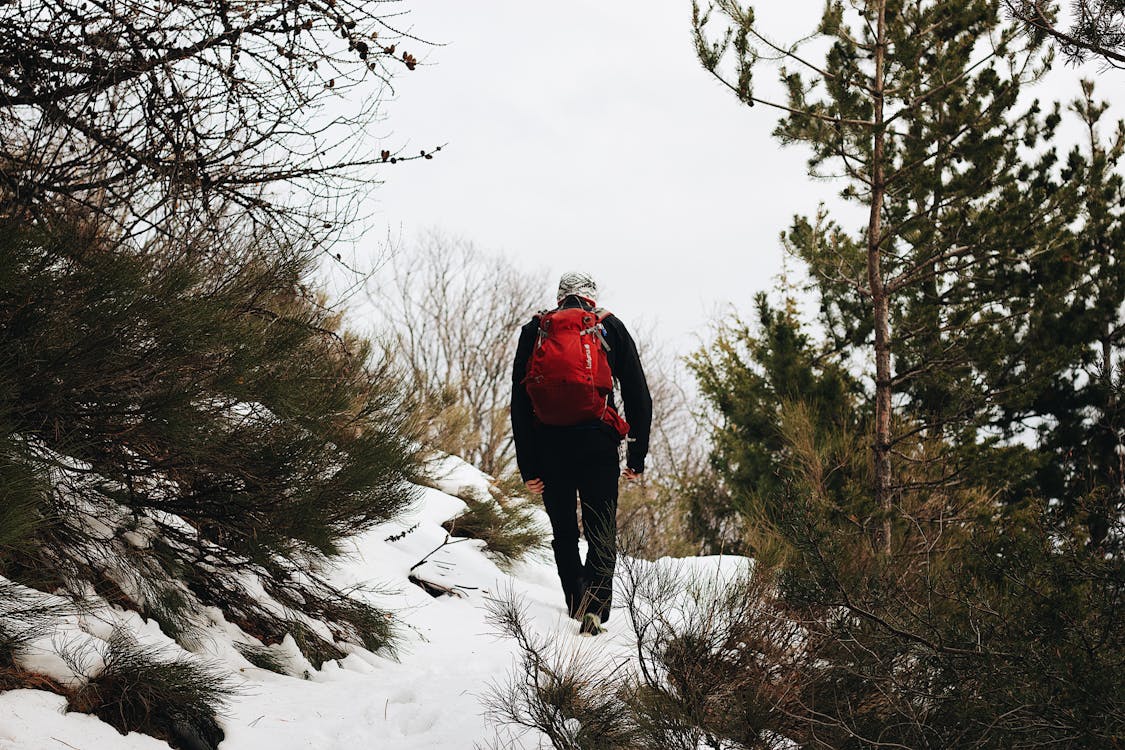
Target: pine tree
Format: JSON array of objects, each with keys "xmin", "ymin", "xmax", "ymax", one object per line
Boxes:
[
  {"xmin": 1005, "ymin": 0, "xmax": 1125, "ymax": 67},
  {"xmin": 1007, "ymin": 81, "xmax": 1125, "ymax": 546},
  {"xmin": 694, "ymin": 0, "xmax": 1078, "ymax": 549},
  {"xmin": 685, "ymin": 3, "xmax": 1125, "ymax": 744}
]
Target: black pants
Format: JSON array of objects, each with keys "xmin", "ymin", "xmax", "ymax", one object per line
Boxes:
[{"xmin": 538, "ymin": 427, "xmax": 620, "ymax": 622}]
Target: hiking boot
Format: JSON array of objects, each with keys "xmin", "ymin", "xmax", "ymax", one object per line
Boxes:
[{"xmin": 578, "ymin": 613, "xmax": 604, "ymax": 637}]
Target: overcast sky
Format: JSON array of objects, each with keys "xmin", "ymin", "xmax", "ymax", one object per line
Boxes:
[{"xmin": 342, "ymin": 0, "xmax": 1123, "ymax": 359}]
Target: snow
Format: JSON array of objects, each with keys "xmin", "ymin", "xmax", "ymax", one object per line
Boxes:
[
  {"xmin": 0, "ymin": 691, "xmax": 169, "ymax": 750},
  {"xmin": 0, "ymin": 453, "xmax": 743, "ymax": 749}
]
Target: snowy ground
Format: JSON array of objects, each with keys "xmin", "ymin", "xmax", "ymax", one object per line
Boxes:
[{"xmin": 0, "ymin": 456, "xmax": 740, "ymax": 750}]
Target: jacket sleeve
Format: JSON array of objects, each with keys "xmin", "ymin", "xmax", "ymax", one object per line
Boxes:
[
  {"xmin": 606, "ymin": 316, "xmax": 652, "ymax": 473},
  {"xmin": 510, "ymin": 320, "xmax": 541, "ymax": 481}
]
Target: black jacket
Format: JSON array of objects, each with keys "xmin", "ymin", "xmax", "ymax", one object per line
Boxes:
[{"xmin": 511, "ymin": 296, "xmax": 652, "ymax": 481}]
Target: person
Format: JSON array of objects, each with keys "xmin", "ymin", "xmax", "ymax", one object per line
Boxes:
[{"xmin": 510, "ymin": 271, "xmax": 652, "ymax": 636}]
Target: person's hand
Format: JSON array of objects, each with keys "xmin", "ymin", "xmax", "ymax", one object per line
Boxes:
[
  {"xmin": 525, "ymin": 478, "xmax": 545, "ymax": 495},
  {"xmin": 622, "ymin": 468, "xmax": 643, "ymax": 481}
]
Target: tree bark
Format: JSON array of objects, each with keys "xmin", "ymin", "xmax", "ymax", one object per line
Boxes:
[{"xmin": 867, "ymin": 0, "xmax": 893, "ymax": 555}]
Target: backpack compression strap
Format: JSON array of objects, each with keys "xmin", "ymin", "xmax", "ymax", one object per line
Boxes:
[{"xmin": 582, "ymin": 309, "xmax": 612, "ymax": 352}]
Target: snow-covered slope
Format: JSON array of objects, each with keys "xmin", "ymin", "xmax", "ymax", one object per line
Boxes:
[{"xmin": 0, "ymin": 455, "xmax": 739, "ymax": 749}]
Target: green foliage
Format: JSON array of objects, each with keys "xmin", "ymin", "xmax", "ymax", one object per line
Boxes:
[
  {"xmin": 951, "ymin": 506, "xmax": 1125, "ymax": 746},
  {"xmin": 0, "ymin": 457, "xmax": 43, "ymax": 565},
  {"xmin": 1, "ymin": 215, "xmax": 417, "ymax": 560},
  {"xmin": 1008, "ymin": 85, "xmax": 1125, "ymax": 544},
  {"xmin": 234, "ymin": 641, "xmax": 291, "ymax": 675},
  {"xmin": 176, "ymin": 559, "xmax": 399, "ymax": 668},
  {"xmin": 686, "ymin": 4, "xmax": 1125, "ymax": 746},
  {"xmin": 443, "ymin": 486, "xmax": 547, "ymax": 567},
  {"xmin": 0, "ymin": 581, "xmax": 72, "ymax": 669},
  {"xmin": 665, "ymin": 465, "xmax": 743, "ymax": 558},
  {"xmin": 494, "ymin": 471, "xmax": 1124, "ymax": 749},
  {"xmin": 68, "ymin": 628, "xmax": 236, "ymax": 748},
  {"xmin": 0, "ymin": 0, "xmax": 427, "ymax": 716},
  {"xmin": 617, "ymin": 560, "xmax": 792, "ymax": 749},
  {"xmin": 138, "ymin": 584, "xmax": 195, "ymax": 644},
  {"xmin": 310, "ymin": 593, "xmax": 398, "ymax": 660},
  {"xmin": 690, "ymin": 293, "xmax": 864, "ymax": 553},
  {"xmin": 285, "ymin": 619, "xmax": 348, "ymax": 670},
  {"xmin": 484, "ymin": 590, "xmax": 643, "ymax": 750},
  {"xmin": 693, "ymin": 0, "xmax": 1125, "ymax": 540},
  {"xmin": 648, "ymin": 387, "xmax": 1123, "ymax": 747},
  {"xmin": 0, "ymin": 209, "xmax": 419, "ymax": 664},
  {"xmin": 1006, "ymin": 0, "xmax": 1125, "ymax": 66},
  {"xmin": 777, "ymin": 2, "xmax": 1079, "ymax": 466},
  {"xmin": 693, "ymin": 0, "xmax": 1106, "ymax": 526},
  {"xmin": 0, "ymin": 430, "xmax": 48, "ymax": 570},
  {"xmin": 764, "ymin": 415, "xmax": 1125, "ymax": 748}
]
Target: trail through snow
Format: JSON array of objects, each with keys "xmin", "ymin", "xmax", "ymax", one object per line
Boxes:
[{"xmin": 0, "ymin": 456, "xmax": 738, "ymax": 749}]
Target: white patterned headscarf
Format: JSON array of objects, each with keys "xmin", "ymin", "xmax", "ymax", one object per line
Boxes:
[{"xmin": 557, "ymin": 271, "xmax": 598, "ymax": 304}]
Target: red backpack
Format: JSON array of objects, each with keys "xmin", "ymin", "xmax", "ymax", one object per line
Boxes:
[{"xmin": 523, "ymin": 307, "xmax": 630, "ymax": 437}]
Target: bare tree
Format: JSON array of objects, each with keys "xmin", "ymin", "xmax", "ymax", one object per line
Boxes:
[
  {"xmin": 626, "ymin": 328, "xmax": 712, "ymax": 489},
  {"xmin": 616, "ymin": 328, "xmax": 719, "ymax": 558},
  {"xmin": 0, "ymin": 0, "xmax": 434, "ymax": 242},
  {"xmin": 370, "ymin": 231, "xmax": 546, "ymax": 478}
]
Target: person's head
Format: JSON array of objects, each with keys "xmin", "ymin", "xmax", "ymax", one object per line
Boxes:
[{"xmin": 557, "ymin": 271, "xmax": 598, "ymax": 305}]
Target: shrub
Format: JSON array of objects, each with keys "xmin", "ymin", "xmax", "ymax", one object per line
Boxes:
[
  {"xmin": 0, "ymin": 210, "xmax": 419, "ymax": 665},
  {"xmin": 0, "ymin": 438, "xmax": 47, "ymax": 571},
  {"xmin": 234, "ymin": 642, "xmax": 290, "ymax": 675},
  {"xmin": 443, "ymin": 486, "xmax": 547, "ymax": 567},
  {"xmin": 0, "ymin": 580, "xmax": 72, "ymax": 669},
  {"xmin": 67, "ymin": 628, "xmax": 236, "ymax": 749},
  {"xmin": 485, "ymin": 563, "xmax": 797, "ymax": 750},
  {"xmin": 491, "ymin": 484, "xmax": 1125, "ymax": 750},
  {"xmin": 483, "ymin": 589, "xmax": 642, "ymax": 750}
]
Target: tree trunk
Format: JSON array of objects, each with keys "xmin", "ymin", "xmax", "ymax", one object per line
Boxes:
[{"xmin": 867, "ymin": 0, "xmax": 892, "ymax": 555}]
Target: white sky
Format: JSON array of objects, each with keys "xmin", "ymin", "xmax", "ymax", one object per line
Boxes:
[{"xmin": 342, "ymin": 0, "xmax": 1122, "ymax": 359}]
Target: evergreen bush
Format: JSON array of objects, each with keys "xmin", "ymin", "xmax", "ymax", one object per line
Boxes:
[
  {"xmin": 0, "ymin": 438, "xmax": 48, "ymax": 564},
  {"xmin": 494, "ymin": 505, "xmax": 1124, "ymax": 749},
  {"xmin": 0, "ymin": 0, "xmax": 426, "ymax": 741},
  {"xmin": 234, "ymin": 642, "xmax": 291, "ymax": 676},
  {"xmin": 67, "ymin": 628, "xmax": 236, "ymax": 750},
  {"xmin": 0, "ymin": 210, "xmax": 418, "ymax": 666},
  {"xmin": 443, "ymin": 487, "xmax": 547, "ymax": 567},
  {"xmin": 0, "ymin": 581, "xmax": 72, "ymax": 668}
]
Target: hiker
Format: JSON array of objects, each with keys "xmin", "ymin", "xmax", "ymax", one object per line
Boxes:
[{"xmin": 510, "ymin": 271, "xmax": 652, "ymax": 636}]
